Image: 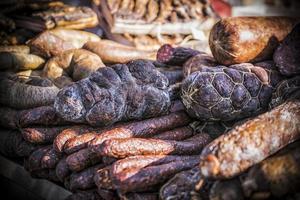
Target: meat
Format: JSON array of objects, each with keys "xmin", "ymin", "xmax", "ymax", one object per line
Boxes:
[
  {"xmin": 67, "ymin": 112, "xmax": 191, "ymax": 171},
  {"xmin": 199, "ymin": 98, "xmax": 300, "ymax": 179},
  {"xmin": 94, "ymin": 155, "xmax": 201, "ymax": 193},
  {"xmin": 21, "ymin": 126, "xmax": 68, "ymax": 144},
  {"xmin": 0, "ymin": 78, "xmax": 59, "ymax": 109},
  {"xmin": 274, "ymin": 23, "xmax": 300, "ymax": 76},
  {"xmin": 53, "ymin": 126, "xmax": 96, "ymax": 153},
  {"xmin": 43, "ymin": 49, "xmax": 105, "ymax": 82},
  {"xmin": 152, "ymin": 126, "xmax": 194, "ymax": 141},
  {"xmin": 0, "ymin": 52, "xmax": 45, "ymax": 71},
  {"xmin": 181, "ymin": 63, "xmax": 282, "ymax": 121},
  {"xmin": 83, "ymin": 40, "xmax": 156, "ymax": 64},
  {"xmin": 54, "ymin": 60, "xmax": 171, "ymax": 126},
  {"xmin": 156, "ymin": 44, "xmax": 200, "ymax": 66},
  {"xmin": 209, "ymin": 17, "xmax": 296, "ymax": 65},
  {"xmin": 159, "ymin": 167, "xmax": 202, "ymax": 200},
  {"xmin": 183, "ymin": 52, "xmax": 217, "ymax": 77},
  {"xmin": 241, "ymin": 144, "xmax": 300, "ymax": 198},
  {"xmin": 95, "ymin": 134, "xmax": 211, "ymax": 158}
]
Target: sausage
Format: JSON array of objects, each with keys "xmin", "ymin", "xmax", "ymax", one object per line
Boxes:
[
  {"xmin": 95, "ymin": 133, "xmax": 211, "ymax": 158},
  {"xmin": 43, "ymin": 49, "xmax": 105, "ymax": 81},
  {"xmin": 270, "ymin": 76, "xmax": 300, "ymax": 109},
  {"xmin": 0, "ymin": 79, "xmax": 59, "ymax": 109},
  {"xmin": 66, "ymin": 148, "xmax": 101, "ymax": 172},
  {"xmin": 112, "ymin": 157, "xmax": 200, "ymax": 193},
  {"xmin": 28, "ymin": 30, "xmax": 75, "ymax": 58},
  {"xmin": 27, "ymin": 145, "xmax": 52, "ymax": 172},
  {"xmin": 0, "ymin": 106, "xmax": 68, "ymax": 129},
  {"xmin": 19, "ymin": 106, "xmax": 68, "ymax": 127},
  {"xmin": 158, "ymin": 68, "xmax": 183, "ymax": 85},
  {"xmin": 146, "ymin": 0, "xmax": 159, "ymax": 22},
  {"xmin": 0, "ymin": 45, "xmax": 30, "ymax": 53},
  {"xmin": 199, "ymin": 99, "xmax": 300, "ymax": 179},
  {"xmin": 111, "ymin": 155, "xmax": 200, "ymax": 176},
  {"xmin": 21, "ymin": 126, "xmax": 68, "ymax": 144},
  {"xmin": 156, "ymin": 44, "xmax": 200, "ymax": 66},
  {"xmin": 55, "ymin": 157, "xmax": 71, "ymax": 182},
  {"xmin": 69, "ymin": 164, "xmax": 105, "ymax": 191},
  {"xmin": 159, "ymin": 166, "xmax": 211, "ymax": 200},
  {"xmin": 209, "ymin": 17, "xmax": 296, "ymax": 65},
  {"xmin": 94, "ymin": 166, "xmax": 115, "ymax": 190},
  {"xmin": 152, "ymin": 126, "xmax": 194, "ymax": 141},
  {"xmin": 102, "ymin": 156, "xmax": 117, "ymax": 165},
  {"xmin": 83, "ymin": 40, "xmax": 156, "ymax": 64},
  {"xmin": 64, "ymin": 132, "xmax": 99, "ymax": 154},
  {"xmin": 67, "ymin": 112, "xmax": 191, "ymax": 171},
  {"xmin": 89, "ymin": 112, "xmax": 191, "ymax": 149},
  {"xmin": 241, "ymin": 145, "xmax": 300, "ymax": 198},
  {"xmin": 183, "ymin": 53, "xmax": 217, "ymax": 77},
  {"xmin": 53, "ymin": 126, "xmax": 95, "ymax": 153},
  {"xmin": 0, "ymin": 52, "xmax": 45, "ymax": 71},
  {"xmin": 40, "ymin": 148, "xmax": 62, "ymax": 169},
  {"xmin": 274, "ymin": 23, "xmax": 300, "ymax": 76}
]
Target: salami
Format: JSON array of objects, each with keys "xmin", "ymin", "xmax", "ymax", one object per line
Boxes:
[{"xmin": 199, "ymin": 99, "xmax": 300, "ymax": 179}]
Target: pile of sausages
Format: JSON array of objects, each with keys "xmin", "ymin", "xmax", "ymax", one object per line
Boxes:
[{"xmin": 0, "ymin": 15, "xmax": 300, "ymax": 200}]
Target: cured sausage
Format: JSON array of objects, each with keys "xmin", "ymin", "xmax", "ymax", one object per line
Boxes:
[
  {"xmin": 199, "ymin": 99, "xmax": 300, "ymax": 179},
  {"xmin": 21, "ymin": 126, "xmax": 68, "ymax": 144},
  {"xmin": 53, "ymin": 126, "xmax": 95, "ymax": 153},
  {"xmin": 209, "ymin": 17, "xmax": 296, "ymax": 65},
  {"xmin": 69, "ymin": 164, "xmax": 105, "ymax": 191},
  {"xmin": 95, "ymin": 134, "xmax": 211, "ymax": 158},
  {"xmin": 241, "ymin": 145, "xmax": 300, "ymax": 198}
]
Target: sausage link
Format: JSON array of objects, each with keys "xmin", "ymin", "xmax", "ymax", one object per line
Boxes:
[
  {"xmin": 69, "ymin": 164, "xmax": 105, "ymax": 191},
  {"xmin": 199, "ymin": 100, "xmax": 300, "ymax": 179},
  {"xmin": 55, "ymin": 157, "xmax": 71, "ymax": 182},
  {"xmin": 40, "ymin": 148, "xmax": 62, "ymax": 169},
  {"xmin": 66, "ymin": 148, "xmax": 101, "ymax": 172},
  {"xmin": 21, "ymin": 126, "xmax": 68, "ymax": 144},
  {"xmin": 95, "ymin": 134, "xmax": 211, "ymax": 158},
  {"xmin": 152, "ymin": 126, "xmax": 194, "ymax": 141}
]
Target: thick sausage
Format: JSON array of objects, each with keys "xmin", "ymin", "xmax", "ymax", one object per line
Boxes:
[
  {"xmin": 199, "ymin": 99, "xmax": 300, "ymax": 179},
  {"xmin": 209, "ymin": 17, "xmax": 296, "ymax": 65},
  {"xmin": 83, "ymin": 40, "xmax": 156, "ymax": 64},
  {"xmin": 241, "ymin": 144, "xmax": 300, "ymax": 198}
]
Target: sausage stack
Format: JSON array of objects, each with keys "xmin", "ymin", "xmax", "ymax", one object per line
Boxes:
[{"xmin": 0, "ymin": 5, "xmax": 300, "ymax": 199}]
